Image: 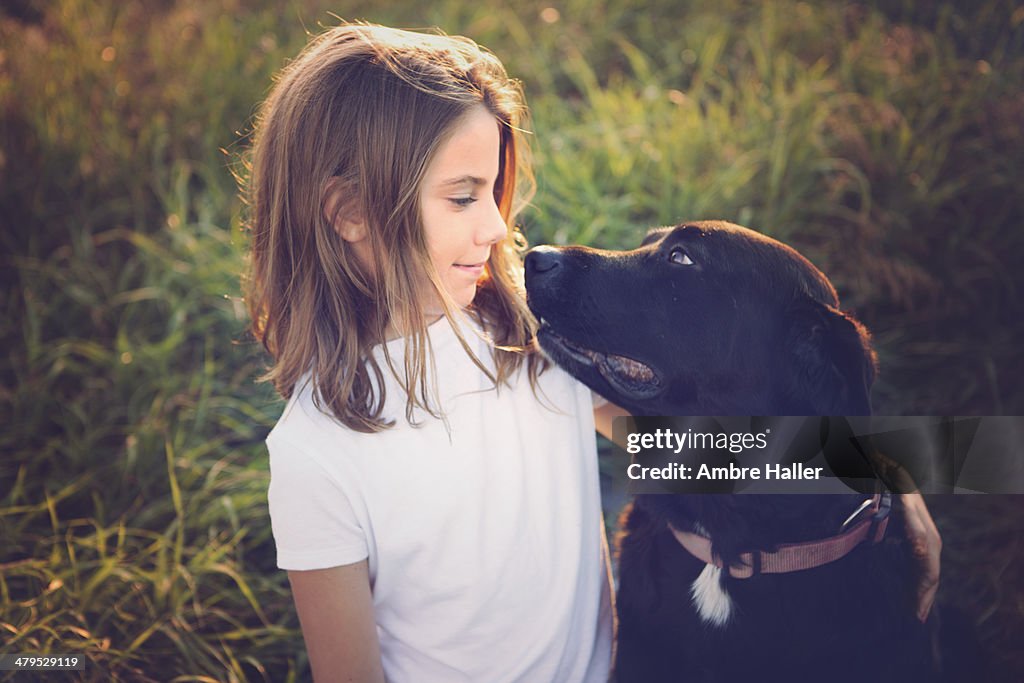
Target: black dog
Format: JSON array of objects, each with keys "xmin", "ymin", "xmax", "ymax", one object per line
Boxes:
[{"xmin": 524, "ymin": 221, "xmax": 945, "ymax": 682}]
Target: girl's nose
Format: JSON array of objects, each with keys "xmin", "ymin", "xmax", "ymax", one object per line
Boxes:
[{"xmin": 477, "ymin": 198, "xmax": 507, "ymax": 245}]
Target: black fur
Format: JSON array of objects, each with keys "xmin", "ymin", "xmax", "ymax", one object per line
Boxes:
[{"xmin": 524, "ymin": 222, "xmax": 959, "ymax": 682}]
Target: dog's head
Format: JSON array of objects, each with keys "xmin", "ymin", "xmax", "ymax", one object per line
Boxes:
[{"xmin": 525, "ymin": 221, "xmax": 877, "ymax": 416}]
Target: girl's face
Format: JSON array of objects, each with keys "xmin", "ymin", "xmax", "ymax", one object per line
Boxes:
[{"xmin": 419, "ymin": 105, "xmax": 507, "ymax": 311}]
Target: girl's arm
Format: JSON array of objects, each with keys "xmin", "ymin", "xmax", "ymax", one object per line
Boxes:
[
  {"xmin": 288, "ymin": 561, "xmax": 385, "ymax": 683},
  {"xmin": 899, "ymin": 491, "xmax": 942, "ymax": 622},
  {"xmin": 594, "ymin": 400, "xmax": 631, "ymax": 441}
]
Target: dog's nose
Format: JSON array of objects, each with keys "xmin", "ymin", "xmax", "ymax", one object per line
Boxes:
[{"xmin": 525, "ymin": 246, "xmax": 562, "ymax": 275}]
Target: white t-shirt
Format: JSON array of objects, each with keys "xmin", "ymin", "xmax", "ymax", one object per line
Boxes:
[{"xmin": 266, "ymin": 315, "xmax": 614, "ymax": 683}]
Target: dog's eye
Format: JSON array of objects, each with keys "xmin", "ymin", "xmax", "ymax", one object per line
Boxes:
[{"xmin": 669, "ymin": 247, "xmax": 695, "ymax": 266}]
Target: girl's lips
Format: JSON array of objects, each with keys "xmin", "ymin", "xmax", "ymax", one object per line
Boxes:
[{"xmin": 453, "ymin": 262, "xmax": 486, "ymax": 277}]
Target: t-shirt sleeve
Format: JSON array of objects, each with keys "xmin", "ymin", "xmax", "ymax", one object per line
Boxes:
[
  {"xmin": 266, "ymin": 432, "xmax": 369, "ymax": 570},
  {"xmin": 590, "ymin": 389, "xmax": 609, "ymax": 409}
]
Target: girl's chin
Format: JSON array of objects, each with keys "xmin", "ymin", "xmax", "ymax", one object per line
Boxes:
[
  {"xmin": 422, "ymin": 286, "xmax": 477, "ymax": 315},
  {"xmin": 450, "ymin": 288, "xmax": 477, "ymax": 310},
  {"xmin": 444, "ymin": 279, "xmax": 479, "ymax": 308}
]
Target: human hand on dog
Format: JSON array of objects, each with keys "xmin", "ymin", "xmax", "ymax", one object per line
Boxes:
[{"xmin": 900, "ymin": 492, "xmax": 941, "ymax": 622}]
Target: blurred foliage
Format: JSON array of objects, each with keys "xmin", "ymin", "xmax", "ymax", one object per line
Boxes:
[{"xmin": 1, "ymin": 0, "xmax": 1022, "ymax": 680}]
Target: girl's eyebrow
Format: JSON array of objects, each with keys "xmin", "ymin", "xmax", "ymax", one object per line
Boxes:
[{"xmin": 438, "ymin": 175, "xmax": 488, "ymax": 188}]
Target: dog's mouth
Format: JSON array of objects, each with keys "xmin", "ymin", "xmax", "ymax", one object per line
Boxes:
[{"xmin": 538, "ymin": 323, "xmax": 663, "ymax": 398}]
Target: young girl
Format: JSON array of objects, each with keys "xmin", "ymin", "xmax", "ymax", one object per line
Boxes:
[{"xmin": 244, "ymin": 23, "xmax": 615, "ymax": 682}]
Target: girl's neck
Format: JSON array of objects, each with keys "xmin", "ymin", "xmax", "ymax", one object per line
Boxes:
[{"xmin": 383, "ymin": 312, "xmax": 446, "ymax": 342}]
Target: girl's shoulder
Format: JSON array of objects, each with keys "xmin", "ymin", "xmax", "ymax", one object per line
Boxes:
[
  {"xmin": 267, "ymin": 373, "xmax": 347, "ymax": 451},
  {"xmin": 266, "ymin": 313, "xmax": 587, "ymax": 456},
  {"xmin": 267, "ymin": 315, "xmax": 482, "ymax": 445}
]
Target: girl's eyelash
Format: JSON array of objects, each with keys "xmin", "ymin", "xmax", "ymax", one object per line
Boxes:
[{"xmin": 449, "ymin": 196, "xmax": 477, "ymax": 208}]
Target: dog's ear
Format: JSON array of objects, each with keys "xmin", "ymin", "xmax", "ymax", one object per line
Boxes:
[{"xmin": 783, "ymin": 297, "xmax": 877, "ymax": 415}]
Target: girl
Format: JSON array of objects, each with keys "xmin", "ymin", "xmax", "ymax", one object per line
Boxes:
[{"xmin": 245, "ymin": 22, "xmax": 616, "ymax": 682}]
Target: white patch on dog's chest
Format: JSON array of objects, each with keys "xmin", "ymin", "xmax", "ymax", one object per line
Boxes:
[{"xmin": 690, "ymin": 564, "xmax": 734, "ymax": 627}]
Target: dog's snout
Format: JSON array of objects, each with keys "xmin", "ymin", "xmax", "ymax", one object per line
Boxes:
[{"xmin": 525, "ymin": 246, "xmax": 563, "ymax": 275}]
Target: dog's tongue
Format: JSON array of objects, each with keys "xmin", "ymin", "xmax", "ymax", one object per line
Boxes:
[
  {"xmin": 601, "ymin": 353, "xmax": 656, "ymax": 383},
  {"xmin": 552, "ymin": 329, "xmax": 659, "ymax": 393}
]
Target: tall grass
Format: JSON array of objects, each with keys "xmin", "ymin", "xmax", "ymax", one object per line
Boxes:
[{"xmin": 2, "ymin": 0, "xmax": 1022, "ymax": 680}]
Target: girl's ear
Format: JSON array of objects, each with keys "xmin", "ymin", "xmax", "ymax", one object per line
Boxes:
[{"xmin": 323, "ymin": 177, "xmax": 367, "ymax": 243}]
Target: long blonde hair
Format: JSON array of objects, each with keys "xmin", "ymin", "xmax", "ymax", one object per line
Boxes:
[{"xmin": 243, "ymin": 22, "xmax": 541, "ymax": 432}]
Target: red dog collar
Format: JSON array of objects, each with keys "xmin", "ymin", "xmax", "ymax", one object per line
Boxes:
[{"xmin": 668, "ymin": 493, "xmax": 892, "ymax": 579}]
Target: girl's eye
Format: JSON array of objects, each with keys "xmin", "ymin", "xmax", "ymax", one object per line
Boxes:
[
  {"xmin": 669, "ymin": 247, "xmax": 695, "ymax": 266},
  {"xmin": 449, "ymin": 196, "xmax": 477, "ymax": 208}
]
